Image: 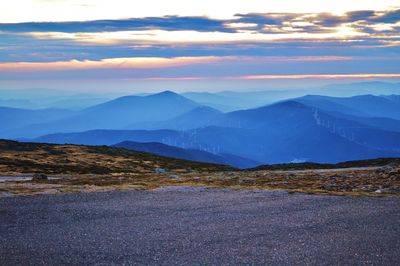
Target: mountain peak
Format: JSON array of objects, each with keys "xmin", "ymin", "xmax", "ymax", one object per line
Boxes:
[{"xmin": 151, "ymin": 90, "xmax": 179, "ymax": 97}]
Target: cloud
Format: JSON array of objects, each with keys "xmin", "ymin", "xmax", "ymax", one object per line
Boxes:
[
  {"xmin": 21, "ymin": 26, "xmax": 369, "ymax": 45},
  {"xmin": 232, "ymin": 13, "xmax": 290, "ymax": 29},
  {"xmin": 0, "ymin": 55, "xmax": 358, "ymax": 71},
  {"xmin": 1, "ymin": 29, "xmax": 399, "ymax": 64},
  {"xmin": 72, "ymin": 73, "xmax": 400, "ymax": 81},
  {"xmin": 372, "ymin": 9, "xmax": 400, "ymax": 23},
  {"xmin": 0, "ymin": 56, "xmax": 229, "ymax": 71},
  {"xmin": 1, "ymin": 8, "xmax": 399, "ymax": 36},
  {"xmin": 0, "ymin": 8, "xmax": 397, "ymax": 63},
  {"xmin": 0, "ymin": 8, "xmax": 399, "ymax": 80},
  {"xmin": 0, "ymin": 16, "xmax": 233, "ymax": 33},
  {"xmin": 2, "ymin": 55, "xmax": 399, "ymax": 82},
  {"xmin": 313, "ymin": 11, "xmax": 375, "ymax": 27},
  {"xmin": 310, "ymin": 9, "xmax": 400, "ymax": 34}
]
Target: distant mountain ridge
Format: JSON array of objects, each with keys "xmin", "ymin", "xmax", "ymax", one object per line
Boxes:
[
  {"xmin": 113, "ymin": 141, "xmax": 260, "ymax": 168},
  {"xmin": 0, "ymin": 106, "xmax": 75, "ymax": 134},
  {"xmin": 2, "ymin": 81, "xmax": 398, "ymax": 111},
  {"xmin": 182, "ymin": 82, "xmax": 400, "ymax": 111},
  {"xmin": 126, "ymin": 106, "xmax": 224, "ymax": 130},
  {"xmin": 1, "ymin": 91, "xmax": 200, "ymax": 138},
  {"xmin": 3, "ymin": 90, "xmax": 400, "ymax": 166},
  {"xmin": 32, "ymin": 97, "xmax": 400, "ymax": 165},
  {"xmin": 296, "ymin": 94, "xmax": 400, "ymax": 120}
]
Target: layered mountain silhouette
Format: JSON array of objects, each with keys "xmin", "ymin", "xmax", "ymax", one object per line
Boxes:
[
  {"xmin": 2, "ymin": 88, "xmax": 399, "ymax": 166},
  {"xmin": 296, "ymin": 94, "xmax": 400, "ymax": 119},
  {"xmin": 30, "ymin": 92, "xmax": 400, "ymax": 165},
  {"xmin": 113, "ymin": 141, "xmax": 260, "ymax": 168},
  {"xmin": 34, "ymin": 129, "xmax": 180, "ymax": 146},
  {"xmin": 0, "ymin": 106, "xmax": 74, "ymax": 134},
  {"xmin": 182, "ymin": 82, "xmax": 400, "ymax": 111},
  {"xmin": 126, "ymin": 106, "xmax": 224, "ymax": 130},
  {"xmin": 2, "ymin": 91, "xmax": 199, "ymax": 138}
]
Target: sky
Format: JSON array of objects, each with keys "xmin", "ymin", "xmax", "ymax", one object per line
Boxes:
[{"xmin": 0, "ymin": 0, "xmax": 400, "ymax": 93}]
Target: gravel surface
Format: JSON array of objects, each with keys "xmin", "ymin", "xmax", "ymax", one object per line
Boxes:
[{"xmin": 0, "ymin": 189, "xmax": 399, "ymax": 265}]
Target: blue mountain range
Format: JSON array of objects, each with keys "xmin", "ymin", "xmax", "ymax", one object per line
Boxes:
[{"xmin": 2, "ymin": 88, "xmax": 400, "ymax": 167}]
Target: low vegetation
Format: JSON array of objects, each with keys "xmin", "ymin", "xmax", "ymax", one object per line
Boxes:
[
  {"xmin": 0, "ymin": 139, "xmax": 233, "ymax": 174},
  {"xmin": 0, "ymin": 140, "xmax": 399, "ymax": 197},
  {"xmin": 250, "ymin": 158, "xmax": 400, "ymax": 171}
]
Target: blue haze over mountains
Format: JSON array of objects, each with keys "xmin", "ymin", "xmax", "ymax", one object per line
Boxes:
[{"xmin": 1, "ymin": 81, "xmax": 400, "ymax": 168}]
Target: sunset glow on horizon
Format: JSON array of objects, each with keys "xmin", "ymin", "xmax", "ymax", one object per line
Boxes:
[{"xmin": 1, "ymin": 0, "xmax": 399, "ymax": 92}]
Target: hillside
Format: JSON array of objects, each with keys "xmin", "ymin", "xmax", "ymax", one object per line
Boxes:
[
  {"xmin": 250, "ymin": 158, "xmax": 400, "ymax": 171},
  {"xmin": 1, "ymin": 139, "xmax": 399, "ymax": 198},
  {"xmin": 0, "ymin": 139, "xmax": 233, "ymax": 175},
  {"xmin": 113, "ymin": 141, "xmax": 259, "ymax": 168}
]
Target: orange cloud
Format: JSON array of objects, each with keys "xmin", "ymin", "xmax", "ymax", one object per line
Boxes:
[
  {"xmin": 87, "ymin": 73, "xmax": 400, "ymax": 81},
  {"xmin": 0, "ymin": 56, "xmax": 231, "ymax": 71},
  {"xmin": 0, "ymin": 56, "xmax": 358, "ymax": 72}
]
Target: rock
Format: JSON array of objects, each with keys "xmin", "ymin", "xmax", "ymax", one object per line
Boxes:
[
  {"xmin": 360, "ymin": 185, "xmax": 375, "ymax": 192},
  {"xmin": 388, "ymin": 169, "xmax": 400, "ymax": 176},
  {"xmin": 380, "ymin": 165, "xmax": 394, "ymax": 172},
  {"xmin": 155, "ymin": 168, "xmax": 166, "ymax": 174},
  {"xmin": 378, "ymin": 164, "xmax": 400, "ymax": 176},
  {"xmin": 32, "ymin": 173, "xmax": 48, "ymax": 181},
  {"xmin": 375, "ymin": 187, "xmax": 400, "ymax": 193}
]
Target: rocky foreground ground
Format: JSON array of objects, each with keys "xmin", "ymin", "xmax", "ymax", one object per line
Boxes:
[
  {"xmin": 1, "ymin": 189, "xmax": 399, "ymax": 265},
  {"xmin": 1, "ymin": 140, "xmax": 399, "ymax": 265},
  {"xmin": 1, "ymin": 164, "xmax": 399, "ymax": 197},
  {"xmin": 1, "ymin": 139, "xmax": 400, "ymax": 196}
]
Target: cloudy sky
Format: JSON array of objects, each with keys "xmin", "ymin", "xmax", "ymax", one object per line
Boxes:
[{"xmin": 1, "ymin": 0, "xmax": 399, "ymax": 92}]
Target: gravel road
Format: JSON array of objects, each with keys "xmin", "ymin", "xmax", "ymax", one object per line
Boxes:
[{"xmin": 1, "ymin": 188, "xmax": 399, "ymax": 265}]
